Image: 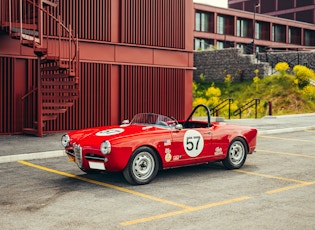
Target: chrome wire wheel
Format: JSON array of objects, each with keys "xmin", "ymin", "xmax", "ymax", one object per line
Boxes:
[
  {"xmin": 222, "ymin": 138, "xmax": 247, "ymax": 169},
  {"xmin": 132, "ymin": 151, "xmax": 155, "ymax": 181}
]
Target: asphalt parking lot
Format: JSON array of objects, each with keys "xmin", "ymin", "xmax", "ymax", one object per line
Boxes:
[{"xmin": 1, "ymin": 129, "xmax": 314, "ymax": 230}]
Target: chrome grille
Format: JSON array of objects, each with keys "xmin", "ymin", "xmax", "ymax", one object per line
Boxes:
[{"xmin": 74, "ymin": 144, "xmax": 83, "ymax": 168}]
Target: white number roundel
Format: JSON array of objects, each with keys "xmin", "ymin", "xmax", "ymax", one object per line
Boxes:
[{"xmin": 183, "ymin": 130, "xmax": 204, "ymax": 157}]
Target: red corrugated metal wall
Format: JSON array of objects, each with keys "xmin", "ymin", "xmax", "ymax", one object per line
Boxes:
[
  {"xmin": 0, "ymin": 0, "xmax": 193, "ymax": 135},
  {"xmin": 0, "ymin": 57, "xmax": 15, "ymax": 134},
  {"xmin": 121, "ymin": 66, "xmax": 186, "ymax": 121},
  {"xmin": 121, "ymin": 0, "xmax": 185, "ymax": 48}
]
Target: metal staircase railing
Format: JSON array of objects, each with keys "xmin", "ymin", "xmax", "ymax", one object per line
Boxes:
[
  {"xmin": 233, "ymin": 98, "xmax": 260, "ymax": 119},
  {"xmin": 3, "ymin": 0, "xmax": 80, "ymax": 136},
  {"xmin": 210, "ymin": 98, "xmax": 234, "ymax": 119}
]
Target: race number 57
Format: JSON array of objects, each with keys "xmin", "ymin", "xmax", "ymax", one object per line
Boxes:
[{"xmin": 183, "ymin": 130, "xmax": 204, "ymax": 157}]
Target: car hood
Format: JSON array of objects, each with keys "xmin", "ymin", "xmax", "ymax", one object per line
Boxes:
[{"xmin": 68, "ymin": 124, "xmax": 165, "ymax": 146}]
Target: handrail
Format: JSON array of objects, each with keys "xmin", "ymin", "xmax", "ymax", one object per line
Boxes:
[
  {"xmin": 25, "ymin": 0, "xmax": 78, "ymax": 69},
  {"xmin": 210, "ymin": 98, "xmax": 233, "ymax": 119},
  {"xmin": 233, "ymin": 98, "xmax": 260, "ymax": 119},
  {"xmin": 21, "ymin": 87, "xmax": 38, "ymax": 100}
]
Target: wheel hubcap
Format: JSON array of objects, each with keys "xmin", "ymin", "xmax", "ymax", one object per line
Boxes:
[
  {"xmin": 132, "ymin": 152, "xmax": 154, "ymax": 180},
  {"xmin": 229, "ymin": 141, "xmax": 245, "ymax": 165}
]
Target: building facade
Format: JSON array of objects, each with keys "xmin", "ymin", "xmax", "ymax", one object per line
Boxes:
[
  {"xmin": 0, "ymin": 0, "xmax": 194, "ymax": 136},
  {"xmin": 228, "ymin": 0, "xmax": 315, "ymax": 24},
  {"xmin": 194, "ymin": 3, "xmax": 315, "ymax": 53}
]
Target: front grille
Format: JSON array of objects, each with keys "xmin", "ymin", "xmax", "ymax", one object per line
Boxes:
[
  {"xmin": 85, "ymin": 154, "xmax": 105, "ymax": 161},
  {"xmin": 74, "ymin": 144, "xmax": 83, "ymax": 167}
]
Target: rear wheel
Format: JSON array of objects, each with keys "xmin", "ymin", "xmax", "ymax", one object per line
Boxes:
[
  {"xmin": 123, "ymin": 147, "xmax": 159, "ymax": 185},
  {"xmin": 222, "ymin": 138, "xmax": 247, "ymax": 169}
]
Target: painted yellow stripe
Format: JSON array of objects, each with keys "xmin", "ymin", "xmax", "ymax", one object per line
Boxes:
[
  {"xmin": 18, "ymin": 160, "xmax": 191, "ymax": 209},
  {"xmin": 234, "ymin": 169, "xmax": 307, "ymax": 184},
  {"xmin": 266, "ymin": 181, "xmax": 315, "ymax": 194},
  {"xmin": 257, "ymin": 149, "xmax": 315, "ymax": 159},
  {"xmin": 304, "ymin": 130, "xmax": 315, "ymax": 132},
  {"xmin": 120, "ymin": 196, "xmax": 251, "ymax": 226},
  {"xmin": 259, "ymin": 135, "xmax": 315, "ymax": 143}
]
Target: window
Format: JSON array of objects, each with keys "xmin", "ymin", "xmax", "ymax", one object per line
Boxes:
[
  {"xmin": 272, "ymin": 24, "xmax": 286, "ymax": 42},
  {"xmin": 237, "ymin": 18, "xmax": 250, "ymax": 38},
  {"xmin": 194, "ymin": 38, "xmax": 213, "ymax": 50},
  {"xmin": 217, "ymin": 15, "xmax": 225, "ymax": 34},
  {"xmin": 195, "ymin": 11, "xmax": 212, "ymax": 32}
]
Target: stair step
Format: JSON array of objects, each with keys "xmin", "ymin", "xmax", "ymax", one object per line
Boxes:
[
  {"xmin": 41, "ymin": 56, "xmax": 60, "ymax": 63},
  {"xmin": 41, "ymin": 65, "xmax": 65, "ymax": 71},
  {"xmin": 43, "ymin": 115, "xmax": 58, "ymax": 121},
  {"xmin": 41, "ymin": 73, "xmax": 71, "ymax": 78},
  {"xmin": 41, "ymin": 89, "xmax": 79, "ymax": 94},
  {"xmin": 43, "ymin": 108, "xmax": 67, "ymax": 114},
  {"xmin": 42, "ymin": 95, "xmax": 79, "ymax": 101},
  {"xmin": 43, "ymin": 102, "xmax": 74, "ymax": 107},
  {"xmin": 41, "ymin": 81, "xmax": 77, "ymax": 86},
  {"xmin": 34, "ymin": 47, "xmax": 48, "ymax": 57},
  {"xmin": 21, "ymin": 39, "xmax": 34, "ymax": 47},
  {"xmin": 33, "ymin": 121, "xmax": 46, "ymax": 128},
  {"xmin": 23, "ymin": 128, "xmax": 38, "ymax": 135}
]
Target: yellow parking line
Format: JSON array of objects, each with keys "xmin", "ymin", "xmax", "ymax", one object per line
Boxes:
[
  {"xmin": 18, "ymin": 160, "xmax": 191, "ymax": 209},
  {"xmin": 233, "ymin": 169, "xmax": 307, "ymax": 184},
  {"xmin": 259, "ymin": 135, "xmax": 315, "ymax": 143},
  {"xmin": 266, "ymin": 181, "xmax": 315, "ymax": 194},
  {"xmin": 257, "ymin": 149, "xmax": 315, "ymax": 158},
  {"xmin": 120, "ymin": 196, "xmax": 251, "ymax": 226}
]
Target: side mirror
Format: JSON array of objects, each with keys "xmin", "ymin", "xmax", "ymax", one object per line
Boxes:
[
  {"xmin": 175, "ymin": 124, "xmax": 183, "ymax": 130},
  {"xmin": 122, "ymin": 120, "xmax": 130, "ymax": 125}
]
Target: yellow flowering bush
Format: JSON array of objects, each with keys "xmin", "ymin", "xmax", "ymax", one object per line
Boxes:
[
  {"xmin": 302, "ymin": 85, "xmax": 315, "ymax": 101},
  {"xmin": 275, "ymin": 62, "xmax": 290, "ymax": 73},
  {"xmin": 293, "ymin": 65, "xmax": 315, "ymax": 88}
]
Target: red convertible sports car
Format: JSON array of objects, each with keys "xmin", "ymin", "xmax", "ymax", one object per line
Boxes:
[{"xmin": 62, "ymin": 104, "xmax": 257, "ymax": 185}]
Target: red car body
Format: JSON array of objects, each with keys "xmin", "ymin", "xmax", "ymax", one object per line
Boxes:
[{"xmin": 62, "ymin": 104, "xmax": 257, "ymax": 185}]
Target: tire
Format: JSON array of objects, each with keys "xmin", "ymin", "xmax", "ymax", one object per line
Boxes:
[
  {"xmin": 123, "ymin": 147, "xmax": 159, "ymax": 185},
  {"xmin": 222, "ymin": 138, "xmax": 247, "ymax": 169}
]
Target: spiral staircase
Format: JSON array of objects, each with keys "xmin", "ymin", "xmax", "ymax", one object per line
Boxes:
[{"xmin": 1, "ymin": 0, "xmax": 80, "ymax": 136}]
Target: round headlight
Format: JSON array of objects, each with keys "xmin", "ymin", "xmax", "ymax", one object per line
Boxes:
[
  {"xmin": 100, "ymin": 140, "xmax": 111, "ymax": 155},
  {"xmin": 61, "ymin": 134, "xmax": 70, "ymax": 147}
]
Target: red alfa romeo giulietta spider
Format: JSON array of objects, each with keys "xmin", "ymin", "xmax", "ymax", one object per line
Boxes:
[{"xmin": 62, "ymin": 104, "xmax": 257, "ymax": 185}]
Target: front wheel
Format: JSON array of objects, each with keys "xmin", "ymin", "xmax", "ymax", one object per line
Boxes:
[
  {"xmin": 123, "ymin": 147, "xmax": 159, "ymax": 185},
  {"xmin": 222, "ymin": 138, "xmax": 247, "ymax": 169}
]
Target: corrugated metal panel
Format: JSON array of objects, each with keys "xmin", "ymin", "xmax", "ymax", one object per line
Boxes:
[
  {"xmin": 121, "ymin": 0, "xmax": 185, "ymax": 49},
  {"xmin": 0, "ymin": 57, "xmax": 14, "ymax": 134},
  {"xmin": 49, "ymin": 0, "xmax": 112, "ymax": 41},
  {"xmin": 121, "ymin": 65, "xmax": 186, "ymax": 121}
]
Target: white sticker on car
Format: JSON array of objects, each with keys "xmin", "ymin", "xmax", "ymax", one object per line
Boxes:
[
  {"xmin": 96, "ymin": 128, "xmax": 124, "ymax": 136},
  {"xmin": 183, "ymin": 130, "xmax": 204, "ymax": 157}
]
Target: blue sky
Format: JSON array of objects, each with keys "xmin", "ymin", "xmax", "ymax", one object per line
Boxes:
[{"xmin": 193, "ymin": 0, "xmax": 228, "ymax": 8}]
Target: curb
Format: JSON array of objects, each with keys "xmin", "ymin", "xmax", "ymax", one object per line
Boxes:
[
  {"xmin": 0, "ymin": 150, "xmax": 65, "ymax": 164},
  {"xmin": 258, "ymin": 125, "xmax": 315, "ymax": 135}
]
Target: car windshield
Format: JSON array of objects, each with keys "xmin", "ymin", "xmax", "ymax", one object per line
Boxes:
[{"xmin": 130, "ymin": 113, "xmax": 176, "ymax": 128}]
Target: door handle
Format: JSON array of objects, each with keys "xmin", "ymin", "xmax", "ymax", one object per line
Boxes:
[{"xmin": 204, "ymin": 131, "xmax": 212, "ymax": 135}]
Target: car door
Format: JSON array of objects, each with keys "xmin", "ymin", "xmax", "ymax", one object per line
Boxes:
[{"xmin": 164, "ymin": 127, "xmax": 214, "ymax": 167}]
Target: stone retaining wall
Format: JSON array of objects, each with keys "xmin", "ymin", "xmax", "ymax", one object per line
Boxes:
[
  {"xmin": 194, "ymin": 48, "xmax": 315, "ymax": 83},
  {"xmin": 193, "ymin": 48, "xmax": 270, "ymax": 83}
]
